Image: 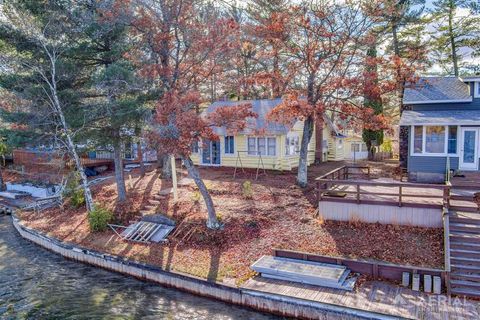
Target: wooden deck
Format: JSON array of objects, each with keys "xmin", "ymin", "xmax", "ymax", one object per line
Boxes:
[
  {"xmin": 323, "ymin": 177, "xmax": 477, "ymax": 211},
  {"xmin": 316, "ymin": 166, "xmax": 479, "ymax": 213},
  {"xmin": 242, "ymin": 277, "xmax": 480, "ymax": 319}
]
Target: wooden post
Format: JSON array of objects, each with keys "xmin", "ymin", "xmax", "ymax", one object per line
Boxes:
[
  {"xmin": 373, "ymin": 263, "xmax": 378, "ymax": 280},
  {"xmin": 317, "ymin": 181, "xmax": 322, "ymax": 202},
  {"xmin": 367, "ymin": 167, "xmax": 370, "ymax": 179},
  {"xmin": 443, "ymin": 184, "xmax": 451, "ymax": 209},
  {"xmin": 345, "ymin": 167, "xmax": 349, "ymax": 180},
  {"xmin": 399, "ymin": 186, "xmax": 402, "ymax": 207},
  {"xmin": 171, "ymin": 156, "xmax": 178, "ymax": 202},
  {"xmin": 356, "ymin": 184, "xmax": 360, "ymax": 204}
]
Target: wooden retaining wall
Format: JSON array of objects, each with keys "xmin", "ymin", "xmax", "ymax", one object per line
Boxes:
[
  {"xmin": 274, "ymin": 249, "xmax": 447, "ymax": 290},
  {"xmin": 318, "ymin": 201, "xmax": 443, "ymax": 227},
  {"xmin": 11, "ymin": 216, "xmax": 397, "ymax": 320}
]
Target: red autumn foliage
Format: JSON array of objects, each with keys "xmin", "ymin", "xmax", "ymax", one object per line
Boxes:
[{"xmin": 148, "ymin": 91, "xmax": 257, "ymax": 157}]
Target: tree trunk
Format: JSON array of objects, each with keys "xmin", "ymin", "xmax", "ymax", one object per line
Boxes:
[
  {"xmin": 161, "ymin": 154, "xmax": 172, "ymax": 179},
  {"xmin": 38, "ymin": 46, "xmax": 95, "ymax": 212},
  {"xmin": 0, "ymin": 163, "xmax": 4, "ymax": 192},
  {"xmin": 314, "ymin": 117, "xmax": 324, "ymax": 164},
  {"xmin": 448, "ymin": 2, "xmax": 459, "ymax": 76},
  {"xmin": 113, "ymin": 141, "xmax": 127, "ymax": 202},
  {"xmin": 182, "ymin": 156, "xmax": 221, "ymax": 229},
  {"xmin": 53, "ymin": 93, "xmax": 94, "ymax": 212},
  {"xmin": 137, "ymin": 141, "xmax": 145, "ymax": 177},
  {"xmin": 297, "ymin": 115, "xmax": 314, "ymax": 188},
  {"xmin": 392, "ymin": 23, "xmax": 400, "ymax": 56}
]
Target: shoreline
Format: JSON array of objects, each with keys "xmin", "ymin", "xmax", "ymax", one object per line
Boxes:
[{"xmin": 10, "ymin": 213, "xmax": 399, "ymax": 320}]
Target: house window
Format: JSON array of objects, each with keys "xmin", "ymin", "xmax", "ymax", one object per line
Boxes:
[
  {"xmin": 425, "ymin": 126, "xmax": 445, "ymax": 153},
  {"xmin": 361, "ymin": 143, "xmax": 368, "ymax": 152},
  {"xmin": 247, "ymin": 137, "xmax": 256, "ymax": 155},
  {"xmin": 247, "ymin": 137, "xmax": 276, "ymax": 156},
  {"xmin": 267, "ymin": 138, "xmax": 276, "ymax": 155},
  {"xmin": 351, "ymin": 143, "xmax": 360, "ymax": 153},
  {"xmin": 285, "ymin": 135, "xmax": 300, "ymax": 155},
  {"xmin": 224, "ymin": 136, "xmax": 234, "ymax": 154},
  {"xmin": 448, "ymin": 126, "xmax": 457, "ymax": 154},
  {"xmin": 413, "ymin": 126, "xmax": 423, "ymax": 153},
  {"xmin": 192, "ymin": 141, "xmax": 199, "ymax": 153}
]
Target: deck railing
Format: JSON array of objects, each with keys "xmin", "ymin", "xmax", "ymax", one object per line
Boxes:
[
  {"xmin": 317, "ymin": 165, "xmax": 370, "ymax": 181},
  {"xmin": 316, "ymin": 167, "xmax": 479, "ymax": 212}
]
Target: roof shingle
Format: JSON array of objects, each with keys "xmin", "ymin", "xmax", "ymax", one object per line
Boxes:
[{"xmin": 403, "ymin": 77, "xmax": 472, "ymax": 104}]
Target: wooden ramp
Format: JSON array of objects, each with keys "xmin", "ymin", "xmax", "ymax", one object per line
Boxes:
[{"xmin": 251, "ymin": 256, "xmax": 356, "ymax": 290}]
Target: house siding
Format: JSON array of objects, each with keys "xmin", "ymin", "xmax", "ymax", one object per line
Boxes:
[
  {"xmin": 191, "ymin": 120, "xmax": 316, "ymax": 171},
  {"xmin": 408, "ymin": 156, "xmax": 459, "ymax": 174}
]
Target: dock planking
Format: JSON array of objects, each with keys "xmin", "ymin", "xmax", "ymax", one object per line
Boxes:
[{"xmin": 241, "ymin": 277, "xmax": 480, "ymax": 319}]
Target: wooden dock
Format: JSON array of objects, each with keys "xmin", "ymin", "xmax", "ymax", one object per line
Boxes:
[{"xmin": 242, "ymin": 277, "xmax": 480, "ymax": 319}]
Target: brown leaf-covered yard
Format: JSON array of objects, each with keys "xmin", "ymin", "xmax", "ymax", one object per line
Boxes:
[{"xmin": 16, "ymin": 161, "xmax": 443, "ymax": 285}]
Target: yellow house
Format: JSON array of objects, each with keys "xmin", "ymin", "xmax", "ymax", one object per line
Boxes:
[
  {"xmin": 344, "ymin": 136, "xmax": 369, "ymax": 161},
  {"xmin": 191, "ymin": 99, "xmax": 343, "ymax": 171}
]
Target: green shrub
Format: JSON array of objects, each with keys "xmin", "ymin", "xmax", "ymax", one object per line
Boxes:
[
  {"xmin": 70, "ymin": 188, "xmax": 85, "ymax": 208},
  {"xmin": 88, "ymin": 206, "xmax": 113, "ymax": 232},
  {"xmin": 242, "ymin": 180, "xmax": 253, "ymax": 199},
  {"xmin": 380, "ymin": 138, "xmax": 393, "ymax": 153},
  {"xmin": 191, "ymin": 190, "xmax": 201, "ymax": 203}
]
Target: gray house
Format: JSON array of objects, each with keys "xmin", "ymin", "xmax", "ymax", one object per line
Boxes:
[{"xmin": 400, "ymin": 76, "xmax": 480, "ymax": 182}]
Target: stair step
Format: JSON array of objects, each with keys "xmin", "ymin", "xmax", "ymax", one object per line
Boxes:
[
  {"xmin": 450, "ymin": 212, "xmax": 480, "ymax": 225},
  {"xmin": 451, "ymin": 249, "xmax": 480, "ymax": 258},
  {"xmin": 451, "ymin": 256, "xmax": 480, "ymax": 266},
  {"xmin": 450, "ymin": 217, "xmax": 480, "ymax": 226},
  {"xmin": 450, "ymin": 241, "xmax": 480, "ymax": 251},
  {"xmin": 450, "ymin": 279, "xmax": 480, "ymax": 289},
  {"xmin": 148, "ymin": 199, "xmax": 161, "ymax": 205},
  {"xmin": 450, "ymin": 287, "xmax": 480, "ymax": 298},
  {"xmin": 450, "ymin": 223, "xmax": 480, "ymax": 233},
  {"xmin": 451, "ymin": 264, "xmax": 480, "ymax": 272},
  {"xmin": 450, "ymin": 232, "xmax": 480, "ymax": 243},
  {"xmin": 450, "ymin": 272, "xmax": 480, "ymax": 283}
]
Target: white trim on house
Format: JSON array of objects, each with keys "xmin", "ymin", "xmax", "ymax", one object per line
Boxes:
[
  {"xmin": 405, "ymin": 98, "xmax": 473, "ymax": 105},
  {"xmin": 223, "ymin": 135, "xmax": 235, "ymax": 157},
  {"xmin": 246, "ymin": 136, "xmax": 277, "ymax": 157},
  {"xmin": 459, "ymin": 128, "xmax": 479, "ymax": 170},
  {"xmin": 474, "ymin": 82, "xmax": 480, "ymax": 98}
]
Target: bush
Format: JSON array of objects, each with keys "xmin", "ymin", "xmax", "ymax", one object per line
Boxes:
[
  {"xmin": 88, "ymin": 206, "xmax": 113, "ymax": 232},
  {"xmin": 242, "ymin": 180, "xmax": 253, "ymax": 199},
  {"xmin": 191, "ymin": 190, "xmax": 201, "ymax": 203},
  {"xmin": 380, "ymin": 138, "xmax": 393, "ymax": 153},
  {"xmin": 70, "ymin": 188, "xmax": 85, "ymax": 208}
]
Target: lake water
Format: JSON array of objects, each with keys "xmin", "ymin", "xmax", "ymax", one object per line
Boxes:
[{"xmin": 0, "ymin": 216, "xmax": 280, "ymax": 319}]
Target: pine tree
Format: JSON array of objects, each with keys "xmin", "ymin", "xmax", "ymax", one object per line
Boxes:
[
  {"xmin": 0, "ymin": 0, "xmax": 95, "ymax": 210},
  {"xmin": 430, "ymin": 0, "xmax": 480, "ymax": 76}
]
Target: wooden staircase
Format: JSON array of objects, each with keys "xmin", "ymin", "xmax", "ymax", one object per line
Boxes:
[{"xmin": 449, "ymin": 211, "xmax": 480, "ymax": 298}]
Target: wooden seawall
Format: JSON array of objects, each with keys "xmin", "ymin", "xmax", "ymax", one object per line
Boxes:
[{"xmin": 11, "ymin": 216, "xmax": 399, "ymax": 320}]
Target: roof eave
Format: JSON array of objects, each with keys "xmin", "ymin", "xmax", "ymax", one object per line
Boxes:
[{"xmin": 403, "ymin": 98, "xmax": 473, "ymax": 105}]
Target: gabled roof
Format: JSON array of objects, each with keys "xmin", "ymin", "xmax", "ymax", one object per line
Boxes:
[
  {"xmin": 204, "ymin": 98, "xmax": 343, "ymax": 136},
  {"xmin": 403, "ymin": 77, "xmax": 472, "ymax": 105}
]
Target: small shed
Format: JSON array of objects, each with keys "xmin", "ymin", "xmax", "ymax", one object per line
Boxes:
[{"xmin": 344, "ymin": 136, "xmax": 368, "ymax": 161}]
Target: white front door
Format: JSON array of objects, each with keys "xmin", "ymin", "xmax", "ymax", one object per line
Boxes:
[{"xmin": 459, "ymin": 128, "xmax": 479, "ymax": 170}]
